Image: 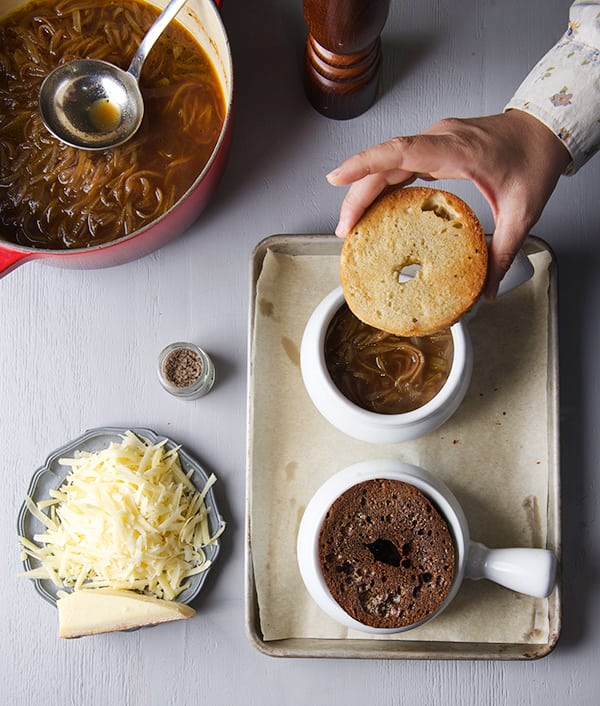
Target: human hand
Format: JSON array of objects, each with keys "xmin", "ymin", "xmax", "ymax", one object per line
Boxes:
[{"xmin": 326, "ymin": 111, "xmax": 571, "ymax": 299}]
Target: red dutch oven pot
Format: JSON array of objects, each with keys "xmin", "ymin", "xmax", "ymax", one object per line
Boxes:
[{"xmin": 0, "ymin": 0, "xmax": 233, "ymax": 277}]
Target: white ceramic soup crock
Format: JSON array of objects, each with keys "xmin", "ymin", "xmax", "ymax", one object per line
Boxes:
[
  {"xmin": 296, "ymin": 459, "xmax": 557, "ymax": 635},
  {"xmin": 300, "ymin": 249, "xmax": 534, "ymax": 443}
]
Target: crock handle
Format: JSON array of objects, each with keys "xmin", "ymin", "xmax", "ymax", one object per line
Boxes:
[
  {"xmin": 495, "ymin": 247, "xmax": 535, "ymax": 299},
  {"xmin": 464, "ymin": 247, "xmax": 535, "ymax": 320},
  {"xmin": 0, "ymin": 248, "xmax": 33, "ymax": 277},
  {"xmin": 466, "ymin": 541, "xmax": 557, "ymax": 598}
]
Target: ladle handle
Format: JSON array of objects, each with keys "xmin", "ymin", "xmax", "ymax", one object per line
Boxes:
[
  {"xmin": 466, "ymin": 541, "xmax": 557, "ymax": 598},
  {"xmin": 127, "ymin": 0, "xmax": 189, "ymax": 81}
]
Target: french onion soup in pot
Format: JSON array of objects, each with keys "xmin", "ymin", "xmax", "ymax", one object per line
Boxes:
[
  {"xmin": 324, "ymin": 303, "xmax": 454, "ymax": 415},
  {"xmin": 0, "ymin": 0, "xmax": 226, "ymax": 250}
]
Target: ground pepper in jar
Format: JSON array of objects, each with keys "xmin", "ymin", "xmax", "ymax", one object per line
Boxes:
[
  {"xmin": 162, "ymin": 347, "xmax": 203, "ymax": 388},
  {"xmin": 157, "ymin": 342, "xmax": 215, "ymax": 399}
]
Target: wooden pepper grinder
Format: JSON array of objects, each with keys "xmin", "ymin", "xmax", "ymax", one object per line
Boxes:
[{"xmin": 303, "ymin": 0, "xmax": 391, "ymax": 120}]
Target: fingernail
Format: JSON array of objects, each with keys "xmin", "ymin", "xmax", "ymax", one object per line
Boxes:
[{"xmin": 326, "ymin": 168, "xmax": 340, "ymax": 182}]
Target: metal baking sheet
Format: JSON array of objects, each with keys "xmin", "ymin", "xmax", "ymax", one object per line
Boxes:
[{"xmin": 245, "ymin": 234, "xmax": 560, "ymax": 660}]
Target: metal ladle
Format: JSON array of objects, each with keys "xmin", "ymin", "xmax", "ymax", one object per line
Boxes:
[{"xmin": 39, "ymin": 0, "xmax": 188, "ymax": 150}]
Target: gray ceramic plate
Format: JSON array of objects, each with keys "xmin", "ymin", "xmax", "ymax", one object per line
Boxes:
[{"xmin": 17, "ymin": 426, "xmax": 223, "ymax": 607}]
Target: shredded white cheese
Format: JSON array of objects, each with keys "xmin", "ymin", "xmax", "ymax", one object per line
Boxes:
[{"xmin": 19, "ymin": 431, "xmax": 225, "ymax": 600}]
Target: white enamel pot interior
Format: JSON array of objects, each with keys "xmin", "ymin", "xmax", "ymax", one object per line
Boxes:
[
  {"xmin": 296, "ymin": 459, "xmax": 557, "ymax": 635},
  {"xmin": 300, "ymin": 249, "xmax": 535, "ymax": 444}
]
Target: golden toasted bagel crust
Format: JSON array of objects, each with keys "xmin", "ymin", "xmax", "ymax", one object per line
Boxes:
[{"xmin": 340, "ymin": 187, "xmax": 487, "ymax": 336}]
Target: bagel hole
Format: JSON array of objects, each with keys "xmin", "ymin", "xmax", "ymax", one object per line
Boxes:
[{"xmin": 396, "ymin": 263, "xmax": 421, "ymax": 282}]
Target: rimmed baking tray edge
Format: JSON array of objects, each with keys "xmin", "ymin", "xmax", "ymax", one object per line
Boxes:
[{"xmin": 245, "ymin": 233, "xmax": 561, "ymax": 660}]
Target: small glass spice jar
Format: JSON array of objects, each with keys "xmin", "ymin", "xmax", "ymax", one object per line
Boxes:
[{"xmin": 157, "ymin": 342, "xmax": 215, "ymax": 399}]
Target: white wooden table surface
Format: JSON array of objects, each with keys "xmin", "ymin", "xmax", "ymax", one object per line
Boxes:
[{"xmin": 1, "ymin": 1, "xmax": 598, "ymax": 704}]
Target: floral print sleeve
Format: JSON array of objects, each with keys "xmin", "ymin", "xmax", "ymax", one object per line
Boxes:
[{"xmin": 505, "ymin": 0, "xmax": 600, "ymax": 174}]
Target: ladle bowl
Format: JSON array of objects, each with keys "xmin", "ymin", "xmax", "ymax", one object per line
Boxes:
[{"xmin": 38, "ymin": 0, "xmax": 188, "ymax": 150}]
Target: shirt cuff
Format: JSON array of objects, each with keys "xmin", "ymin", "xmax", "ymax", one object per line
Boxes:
[{"xmin": 504, "ymin": 34, "xmax": 600, "ymax": 175}]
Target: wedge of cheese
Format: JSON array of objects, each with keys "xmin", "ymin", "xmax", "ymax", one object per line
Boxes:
[{"xmin": 57, "ymin": 588, "xmax": 195, "ymax": 638}]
